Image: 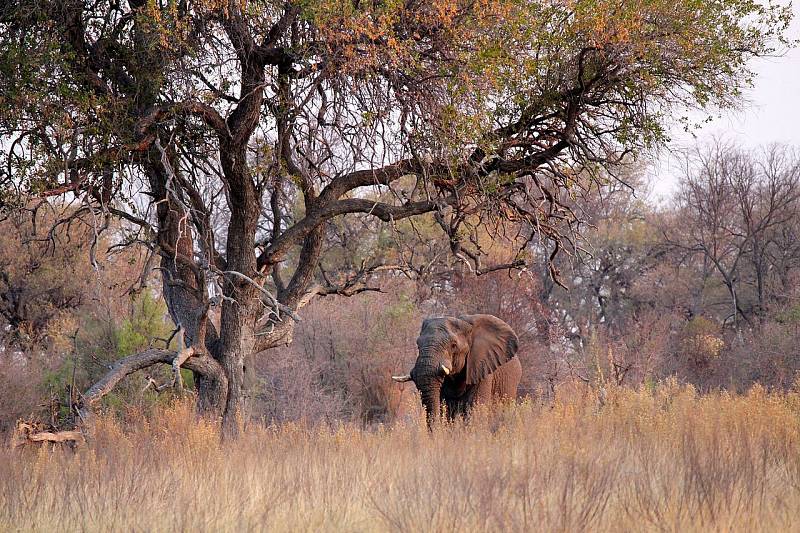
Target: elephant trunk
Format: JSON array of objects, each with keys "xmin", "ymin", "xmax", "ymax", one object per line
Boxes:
[
  {"xmin": 412, "ymin": 345, "xmax": 449, "ymax": 428},
  {"xmin": 419, "ymin": 379, "xmax": 442, "ymax": 428}
]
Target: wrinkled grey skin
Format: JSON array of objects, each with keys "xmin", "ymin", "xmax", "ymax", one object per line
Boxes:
[{"xmin": 394, "ymin": 314, "xmax": 521, "ymax": 426}]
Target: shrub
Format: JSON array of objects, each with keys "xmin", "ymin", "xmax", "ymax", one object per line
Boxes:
[{"xmin": 250, "ymin": 280, "xmax": 424, "ymax": 425}]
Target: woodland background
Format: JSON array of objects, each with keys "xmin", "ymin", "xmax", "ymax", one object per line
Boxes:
[
  {"xmin": 1, "ymin": 0, "xmax": 797, "ymax": 442},
  {"xmin": 2, "ymin": 142, "xmax": 799, "ymax": 435}
]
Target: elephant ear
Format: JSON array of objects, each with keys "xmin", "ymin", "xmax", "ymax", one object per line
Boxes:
[{"xmin": 460, "ymin": 314, "xmax": 519, "ymax": 385}]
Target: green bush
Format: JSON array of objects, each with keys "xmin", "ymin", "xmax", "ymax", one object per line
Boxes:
[{"xmin": 115, "ymin": 291, "xmax": 174, "ymax": 356}]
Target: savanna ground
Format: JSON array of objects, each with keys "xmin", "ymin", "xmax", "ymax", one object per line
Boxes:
[{"xmin": 3, "ymin": 382, "xmax": 800, "ymax": 532}]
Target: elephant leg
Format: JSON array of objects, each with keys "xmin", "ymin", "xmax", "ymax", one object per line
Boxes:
[{"xmin": 443, "ymin": 396, "xmax": 468, "ymax": 420}]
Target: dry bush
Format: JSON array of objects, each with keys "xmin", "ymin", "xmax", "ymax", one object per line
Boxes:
[
  {"xmin": 0, "ymin": 206, "xmax": 167, "ymax": 433},
  {"xmin": 2, "ymin": 383, "xmax": 800, "ymax": 532},
  {"xmin": 704, "ymin": 319, "xmax": 800, "ymax": 391},
  {"xmin": 0, "ymin": 352, "xmax": 49, "ymax": 436},
  {"xmin": 249, "ymin": 281, "xmax": 425, "ymax": 425},
  {"xmin": 0, "ymin": 207, "xmax": 147, "ymax": 347},
  {"xmin": 581, "ymin": 309, "xmax": 677, "ymax": 389}
]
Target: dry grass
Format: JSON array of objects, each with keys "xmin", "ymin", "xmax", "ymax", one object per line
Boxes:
[{"xmin": 2, "ymin": 381, "xmax": 800, "ymax": 532}]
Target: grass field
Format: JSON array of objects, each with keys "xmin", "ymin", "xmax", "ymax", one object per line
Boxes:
[{"xmin": 2, "ymin": 381, "xmax": 800, "ymax": 532}]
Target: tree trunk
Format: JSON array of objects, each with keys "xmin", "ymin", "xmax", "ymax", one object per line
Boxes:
[
  {"xmin": 146, "ymin": 154, "xmax": 226, "ymax": 414},
  {"xmin": 218, "ymin": 307, "xmax": 258, "ymax": 438},
  {"xmin": 218, "ymin": 144, "xmax": 261, "ymax": 438}
]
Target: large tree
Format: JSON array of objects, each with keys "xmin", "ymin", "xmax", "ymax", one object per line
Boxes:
[{"xmin": 0, "ymin": 0, "xmax": 790, "ymax": 434}]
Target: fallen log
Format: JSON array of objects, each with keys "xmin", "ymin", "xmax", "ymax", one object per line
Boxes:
[{"xmin": 11, "ymin": 422, "xmax": 85, "ymax": 448}]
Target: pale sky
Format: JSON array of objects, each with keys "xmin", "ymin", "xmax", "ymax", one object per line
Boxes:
[{"xmin": 649, "ymin": 2, "xmax": 800, "ymax": 200}]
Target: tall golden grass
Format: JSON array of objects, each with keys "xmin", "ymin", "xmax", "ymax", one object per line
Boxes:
[{"xmin": 2, "ymin": 381, "xmax": 800, "ymax": 532}]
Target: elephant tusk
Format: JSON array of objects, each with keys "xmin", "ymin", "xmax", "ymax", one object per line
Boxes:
[
  {"xmin": 440, "ymin": 363, "xmax": 451, "ymax": 376},
  {"xmin": 392, "ymin": 374, "xmax": 412, "ymax": 382}
]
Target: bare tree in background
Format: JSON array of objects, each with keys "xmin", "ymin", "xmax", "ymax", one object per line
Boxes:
[{"xmin": 668, "ymin": 143, "xmax": 800, "ymax": 327}]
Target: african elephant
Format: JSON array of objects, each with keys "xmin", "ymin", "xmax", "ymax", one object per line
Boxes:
[{"xmin": 392, "ymin": 314, "xmax": 521, "ymax": 425}]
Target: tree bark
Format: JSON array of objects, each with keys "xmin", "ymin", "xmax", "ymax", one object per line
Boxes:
[{"xmin": 217, "ymin": 143, "xmax": 261, "ymax": 437}]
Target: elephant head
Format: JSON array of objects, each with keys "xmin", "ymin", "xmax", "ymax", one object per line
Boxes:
[{"xmin": 392, "ymin": 314, "xmax": 519, "ymax": 425}]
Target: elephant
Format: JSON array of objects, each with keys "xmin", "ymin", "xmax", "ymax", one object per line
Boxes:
[{"xmin": 392, "ymin": 314, "xmax": 521, "ymax": 425}]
